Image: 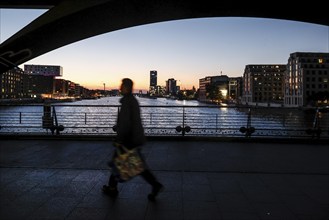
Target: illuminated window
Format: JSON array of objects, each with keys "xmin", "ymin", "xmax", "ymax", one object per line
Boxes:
[{"xmin": 318, "ymin": 58, "xmax": 323, "ymax": 64}]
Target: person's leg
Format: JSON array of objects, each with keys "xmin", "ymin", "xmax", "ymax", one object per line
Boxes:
[
  {"xmin": 140, "ymin": 169, "xmax": 157, "ymax": 185},
  {"xmin": 140, "ymin": 169, "xmax": 163, "ymax": 201},
  {"xmin": 103, "ymin": 174, "xmax": 119, "ymax": 197},
  {"xmin": 108, "ymin": 173, "xmax": 118, "ymax": 188}
]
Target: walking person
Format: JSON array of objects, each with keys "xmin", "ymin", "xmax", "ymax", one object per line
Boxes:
[{"xmin": 103, "ymin": 78, "xmax": 163, "ymax": 201}]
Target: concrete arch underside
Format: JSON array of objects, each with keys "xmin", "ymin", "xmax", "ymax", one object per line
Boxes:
[{"xmin": 0, "ymin": 0, "xmax": 328, "ymax": 73}]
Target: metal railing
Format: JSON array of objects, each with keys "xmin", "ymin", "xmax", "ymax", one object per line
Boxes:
[{"xmin": 0, "ymin": 104, "xmax": 328, "ymax": 139}]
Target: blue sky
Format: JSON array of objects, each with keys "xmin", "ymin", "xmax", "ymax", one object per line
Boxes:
[{"xmin": 1, "ymin": 9, "xmax": 328, "ymax": 91}]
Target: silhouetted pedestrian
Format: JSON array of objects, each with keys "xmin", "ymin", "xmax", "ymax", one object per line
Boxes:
[{"xmin": 103, "ymin": 78, "xmax": 163, "ymax": 201}]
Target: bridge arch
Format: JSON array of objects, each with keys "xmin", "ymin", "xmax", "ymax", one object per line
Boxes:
[{"xmin": 0, "ymin": 0, "xmax": 328, "ymax": 73}]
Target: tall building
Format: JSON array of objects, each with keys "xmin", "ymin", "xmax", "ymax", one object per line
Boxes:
[
  {"xmin": 284, "ymin": 52, "xmax": 329, "ymax": 107},
  {"xmin": 242, "ymin": 65, "xmax": 286, "ymax": 105},
  {"xmin": 23, "ymin": 64, "xmax": 62, "ymax": 98},
  {"xmin": 166, "ymin": 78, "xmax": 177, "ymax": 95},
  {"xmin": 24, "ymin": 64, "xmax": 63, "ymax": 77},
  {"xmin": 0, "ymin": 67, "xmax": 25, "ymax": 99},
  {"xmin": 150, "ymin": 70, "xmax": 157, "ymax": 87},
  {"xmin": 1, "ymin": 66, "xmax": 59, "ymax": 99},
  {"xmin": 149, "ymin": 70, "xmax": 157, "ymax": 96}
]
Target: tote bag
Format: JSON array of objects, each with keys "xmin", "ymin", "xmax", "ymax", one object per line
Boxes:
[{"xmin": 109, "ymin": 144, "xmax": 145, "ymax": 182}]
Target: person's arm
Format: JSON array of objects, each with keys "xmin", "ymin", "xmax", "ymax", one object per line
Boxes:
[{"xmin": 116, "ymin": 100, "xmax": 132, "ymax": 143}]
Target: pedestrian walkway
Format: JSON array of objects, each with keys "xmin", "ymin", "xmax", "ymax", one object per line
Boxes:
[{"xmin": 0, "ymin": 138, "xmax": 328, "ymax": 220}]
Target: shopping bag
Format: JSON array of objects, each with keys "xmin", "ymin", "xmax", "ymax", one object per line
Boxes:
[{"xmin": 108, "ymin": 144, "xmax": 145, "ymax": 182}]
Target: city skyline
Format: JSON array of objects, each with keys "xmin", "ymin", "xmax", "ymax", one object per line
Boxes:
[{"xmin": 1, "ymin": 9, "xmax": 328, "ymax": 91}]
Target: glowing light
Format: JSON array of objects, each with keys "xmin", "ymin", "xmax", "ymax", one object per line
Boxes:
[{"xmin": 220, "ymin": 89, "xmax": 228, "ymax": 97}]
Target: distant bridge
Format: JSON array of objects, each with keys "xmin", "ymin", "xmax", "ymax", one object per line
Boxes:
[{"xmin": 1, "ymin": 0, "xmax": 328, "ymax": 73}]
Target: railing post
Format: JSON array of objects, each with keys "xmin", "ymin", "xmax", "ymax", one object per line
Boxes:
[
  {"xmin": 42, "ymin": 102, "xmax": 53, "ymax": 131},
  {"xmin": 239, "ymin": 108, "xmax": 255, "ymax": 137},
  {"xmin": 19, "ymin": 112, "xmax": 22, "ymax": 124},
  {"xmin": 85, "ymin": 113, "xmax": 87, "ymax": 124},
  {"xmin": 216, "ymin": 114, "xmax": 218, "ymax": 132},
  {"xmin": 182, "ymin": 106, "xmax": 185, "ymax": 136},
  {"xmin": 175, "ymin": 106, "xmax": 190, "ymax": 136},
  {"xmin": 47, "ymin": 105, "xmax": 64, "ymax": 135},
  {"xmin": 306, "ymin": 108, "xmax": 322, "ymax": 139}
]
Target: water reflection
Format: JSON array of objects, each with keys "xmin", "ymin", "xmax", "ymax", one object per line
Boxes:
[{"xmin": 0, "ymin": 96, "xmax": 328, "ymax": 137}]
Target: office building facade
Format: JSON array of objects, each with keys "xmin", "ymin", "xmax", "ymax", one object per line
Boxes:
[
  {"xmin": 242, "ymin": 65, "xmax": 286, "ymax": 105},
  {"xmin": 0, "ymin": 67, "xmax": 25, "ymax": 99},
  {"xmin": 284, "ymin": 52, "xmax": 329, "ymax": 107},
  {"xmin": 24, "ymin": 64, "xmax": 63, "ymax": 77},
  {"xmin": 198, "ymin": 75, "xmax": 229, "ymax": 102}
]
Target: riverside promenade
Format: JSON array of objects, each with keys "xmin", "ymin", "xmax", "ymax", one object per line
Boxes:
[{"xmin": 0, "ymin": 137, "xmax": 328, "ymax": 220}]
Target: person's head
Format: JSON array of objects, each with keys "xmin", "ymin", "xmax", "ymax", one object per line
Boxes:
[{"xmin": 120, "ymin": 78, "xmax": 133, "ymax": 95}]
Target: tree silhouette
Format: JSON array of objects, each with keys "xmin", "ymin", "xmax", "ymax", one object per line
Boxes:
[{"xmin": 206, "ymin": 84, "xmax": 223, "ymax": 102}]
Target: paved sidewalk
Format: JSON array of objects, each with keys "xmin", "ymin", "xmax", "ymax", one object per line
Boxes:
[{"xmin": 0, "ymin": 139, "xmax": 328, "ymax": 220}]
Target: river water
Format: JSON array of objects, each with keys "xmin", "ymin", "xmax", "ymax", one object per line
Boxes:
[{"xmin": 0, "ymin": 96, "xmax": 328, "ymax": 137}]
